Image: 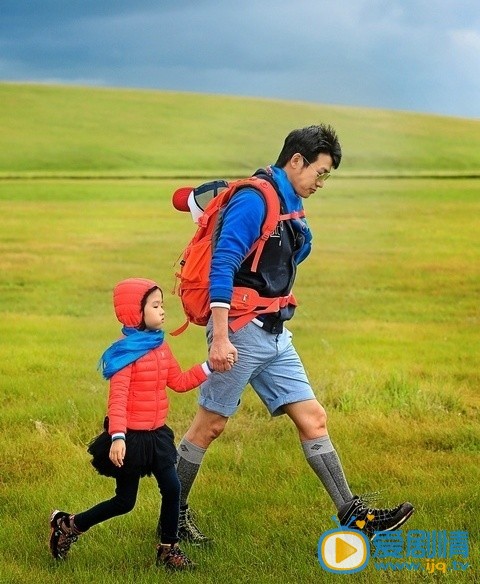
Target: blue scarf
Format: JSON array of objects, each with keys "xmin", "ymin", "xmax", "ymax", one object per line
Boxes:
[
  {"xmin": 270, "ymin": 165, "xmax": 313, "ymax": 264},
  {"xmin": 99, "ymin": 326, "xmax": 165, "ymax": 380}
]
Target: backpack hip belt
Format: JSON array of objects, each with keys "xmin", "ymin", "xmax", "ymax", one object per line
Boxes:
[{"xmin": 228, "ymin": 286, "xmax": 297, "ymax": 332}]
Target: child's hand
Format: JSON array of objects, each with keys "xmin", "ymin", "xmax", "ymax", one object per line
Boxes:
[{"xmin": 109, "ymin": 439, "xmax": 126, "ymax": 467}]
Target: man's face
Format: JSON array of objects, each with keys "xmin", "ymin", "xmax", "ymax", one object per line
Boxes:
[{"xmin": 285, "ymin": 152, "xmax": 333, "ymax": 199}]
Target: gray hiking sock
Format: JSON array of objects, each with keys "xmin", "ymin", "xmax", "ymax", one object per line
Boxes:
[
  {"xmin": 176, "ymin": 437, "xmax": 207, "ymax": 507},
  {"xmin": 302, "ymin": 435, "xmax": 353, "ymax": 510}
]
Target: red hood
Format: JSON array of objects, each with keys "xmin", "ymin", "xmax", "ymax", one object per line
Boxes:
[{"xmin": 113, "ymin": 278, "xmax": 158, "ymax": 328}]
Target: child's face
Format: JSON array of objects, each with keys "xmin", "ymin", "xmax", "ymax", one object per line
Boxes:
[{"xmin": 142, "ymin": 288, "xmax": 165, "ymax": 331}]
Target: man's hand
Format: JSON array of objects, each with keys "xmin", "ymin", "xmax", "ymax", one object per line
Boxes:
[
  {"xmin": 209, "ymin": 337, "xmax": 238, "ymax": 372},
  {"xmin": 109, "ymin": 439, "xmax": 126, "ymax": 467}
]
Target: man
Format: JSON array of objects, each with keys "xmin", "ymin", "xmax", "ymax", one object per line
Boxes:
[{"xmin": 173, "ymin": 125, "xmax": 414, "ymax": 543}]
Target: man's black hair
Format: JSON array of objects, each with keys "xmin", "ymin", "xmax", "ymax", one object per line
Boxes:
[{"xmin": 275, "ymin": 124, "xmax": 342, "ymax": 169}]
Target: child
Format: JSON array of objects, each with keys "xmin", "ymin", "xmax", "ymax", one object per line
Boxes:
[{"xmin": 49, "ymin": 277, "xmax": 217, "ymax": 570}]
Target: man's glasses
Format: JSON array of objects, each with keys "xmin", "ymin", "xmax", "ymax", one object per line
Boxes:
[{"xmin": 302, "ymin": 156, "xmax": 331, "ymax": 183}]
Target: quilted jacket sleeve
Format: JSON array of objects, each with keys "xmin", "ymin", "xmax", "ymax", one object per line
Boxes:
[
  {"xmin": 164, "ymin": 343, "xmax": 208, "ymax": 393},
  {"xmin": 107, "ymin": 363, "xmax": 132, "ymax": 435}
]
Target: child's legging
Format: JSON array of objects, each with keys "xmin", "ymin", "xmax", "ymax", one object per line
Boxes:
[{"xmin": 73, "ymin": 463, "xmax": 180, "ymax": 544}]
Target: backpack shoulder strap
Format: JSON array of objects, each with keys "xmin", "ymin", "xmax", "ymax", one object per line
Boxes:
[
  {"xmin": 198, "ymin": 174, "xmax": 294, "ymax": 273},
  {"xmin": 230, "ymin": 176, "xmax": 285, "ymax": 272},
  {"xmin": 199, "ymin": 176, "xmax": 281, "ymax": 272},
  {"xmin": 228, "ymin": 175, "xmax": 280, "ymax": 232}
]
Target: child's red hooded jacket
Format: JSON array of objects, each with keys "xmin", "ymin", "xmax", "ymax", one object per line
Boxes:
[{"xmin": 107, "ymin": 278, "xmax": 208, "ymax": 435}]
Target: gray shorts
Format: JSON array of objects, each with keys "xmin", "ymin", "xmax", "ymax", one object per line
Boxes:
[{"xmin": 199, "ymin": 320, "xmax": 315, "ymax": 417}]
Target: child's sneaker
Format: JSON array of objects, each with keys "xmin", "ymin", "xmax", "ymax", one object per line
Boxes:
[
  {"xmin": 49, "ymin": 510, "xmax": 81, "ymax": 559},
  {"xmin": 156, "ymin": 543, "xmax": 196, "ymax": 570}
]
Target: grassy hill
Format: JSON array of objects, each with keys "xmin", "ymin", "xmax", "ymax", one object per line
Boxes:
[{"xmin": 1, "ymin": 82, "xmax": 480, "ymax": 176}]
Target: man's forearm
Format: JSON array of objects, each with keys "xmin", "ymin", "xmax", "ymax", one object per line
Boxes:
[{"xmin": 211, "ymin": 305, "xmax": 230, "ymax": 340}]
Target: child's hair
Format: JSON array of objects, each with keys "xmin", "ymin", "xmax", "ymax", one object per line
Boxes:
[{"xmin": 138, "ymin": 285, "xmax": 162, "ymax": 330}]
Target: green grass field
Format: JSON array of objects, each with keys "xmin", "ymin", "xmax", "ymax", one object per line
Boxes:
[{"xmin": 0, "ymin": 84, "xmax": 479, "ymax": 583}]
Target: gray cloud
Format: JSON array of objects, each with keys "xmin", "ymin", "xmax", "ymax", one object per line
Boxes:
[{"xmin": 1, "ymin": 0, "xmax": 479, "ymax": 118}]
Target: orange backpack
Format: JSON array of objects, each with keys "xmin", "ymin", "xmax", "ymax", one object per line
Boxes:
[{"xmin": 171, "ymin": 176, "xmax": 303, "ymax": 335}]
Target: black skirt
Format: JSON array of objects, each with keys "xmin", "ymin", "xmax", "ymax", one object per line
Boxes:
[{"xmin": 87, "ymin": 424, "xmax": 177, "ymax": 478}]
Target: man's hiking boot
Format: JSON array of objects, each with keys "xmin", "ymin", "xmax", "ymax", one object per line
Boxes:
[
  {"xmin": 156, "ymin": 543, "xmax": 196, "ymax": 570},
  {"xmin": 177, "ymin": 505, "xmax": 212, "ymax": 545},
  {"xmin": 338, "ymin": 496, "xmax": 414, "ymax": 539},
  {"xmin": 49, "ymin": 510, "xmax": 82, "ymax": 559}
]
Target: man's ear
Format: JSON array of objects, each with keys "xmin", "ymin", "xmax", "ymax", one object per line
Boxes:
[{"xmin": 289, "ymin": 152, "xmax": 304, "ymax": 169}]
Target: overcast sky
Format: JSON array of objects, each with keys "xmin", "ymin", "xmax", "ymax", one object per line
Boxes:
[{"xmin": 1, "ymin": 0, "xmax": 479, "ymax": 119}]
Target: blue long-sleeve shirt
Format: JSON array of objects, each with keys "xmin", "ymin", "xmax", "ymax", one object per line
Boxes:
[{"xmin": 209, "ymin": 166, "xmax": 312, "ymax": 306}]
